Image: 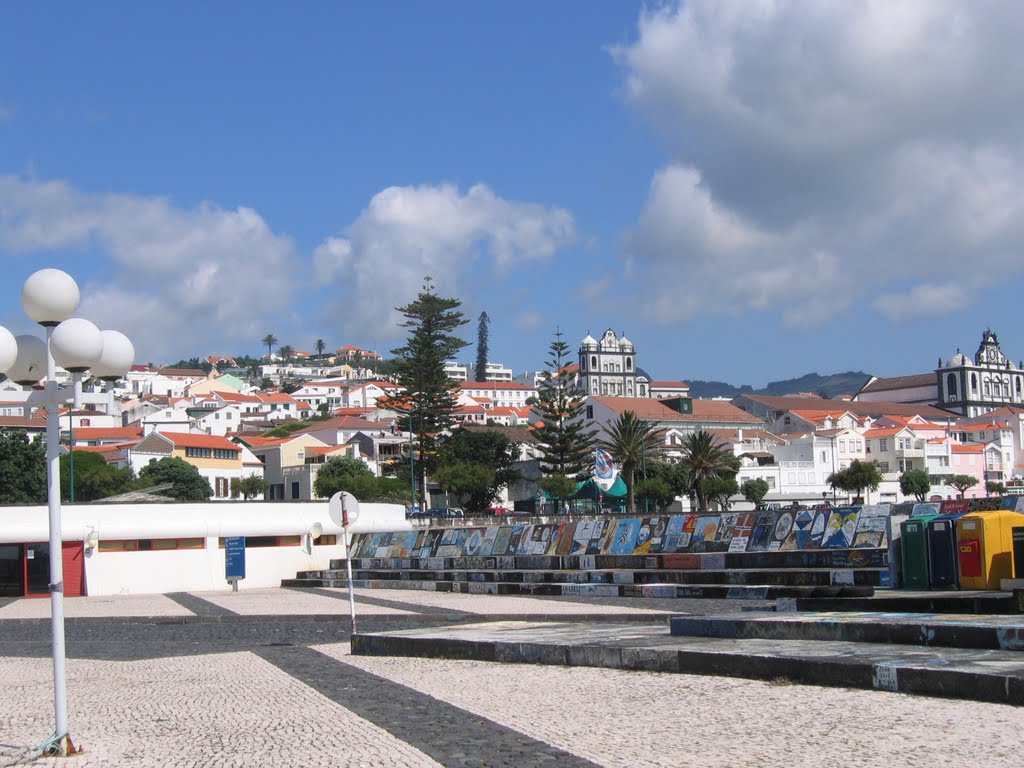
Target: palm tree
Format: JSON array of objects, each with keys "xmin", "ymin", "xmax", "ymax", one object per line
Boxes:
[
  {"xmin": 596, "ymin": 411, "xmax": 662, "ymax": 515},
  {"xmin": 278, "ymin": 345, "xmax": 295, "ymax": 364},
  {"xmin": 315, "ymin": 338, "xmax": 326, "ymax": 357},
  {"xmin": 262, "ymin": 333, "xmax": 278, "ymax": 358},
  {"xmin": 680, "ymin": 430, "xmax": 734, "ymax": 512}
]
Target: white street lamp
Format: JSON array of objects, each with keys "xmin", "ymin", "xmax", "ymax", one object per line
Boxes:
[{"xmin": 8, "ymin": 268, "xmax": 134, "ymax": 757}]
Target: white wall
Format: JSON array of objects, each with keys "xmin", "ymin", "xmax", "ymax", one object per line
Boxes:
[{"xmin": 0, "ymin": 500, "xmax": 410, "ymax": 596}]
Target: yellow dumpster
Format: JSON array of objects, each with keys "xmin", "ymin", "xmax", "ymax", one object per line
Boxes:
[{"xmin": 956, "ymin": 511, "xmax": 1020, "ymax": 590}]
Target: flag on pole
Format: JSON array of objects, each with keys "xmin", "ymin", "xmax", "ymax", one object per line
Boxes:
[{"xmin": 594, "ymin": 448, "xmax": 618, "ymax": 491}]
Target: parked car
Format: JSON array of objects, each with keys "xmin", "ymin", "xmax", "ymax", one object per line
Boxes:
[
  {"xmin": 427, "ymin": 507, "xmax": 464, "ymax": 518},
  {"xmin": 485, "ymin": 506, "xmax": 513, "ymax": 516}
]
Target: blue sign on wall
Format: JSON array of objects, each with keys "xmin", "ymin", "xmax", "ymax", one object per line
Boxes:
[{"xmin": 225, "ymin": 536, "xmax": 246, "ymax": 581}]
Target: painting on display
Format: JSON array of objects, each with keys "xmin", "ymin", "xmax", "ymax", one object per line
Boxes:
[
  {"xmin": 727, "ymin": 513, "xmax": 755, "ymax": 552},
  {"xmin": 661, "ymin": 516, "xmax": 688, "ymax": 553},
  {"xmin": 480, "ymin": 526, "xmax": 500, "ymax": 556},
  {"xmin": 852, "ymin": 506, "xmax": 889, "ymax": 548},
  {"xmin": 643, "ymin": 517, "xmax": 671, "ymax": 553},
  {"xmin": 464, "ymin": 528, "xmax": 488, "ymax": 556},
  {"xmin": 610, "ymin": 518, "xmax": 642, "ymax": 555},
  {"xmin": 690, "ymin": 516, "xmax": 721, "ymax": 552},
  {"xmin": 807, "ymin": 508, "xmax": 831, "ymax": 548},
  {"xmin": 414, "ymin": 529, "xmax": 442, "ymax": 558},
  {"xmin": 712, "ymin": 513, "xmax": 740, "ymax": 550},
  {"xmin": 770, "ymin": 510, "xmax": 795, "ymax": 550},
  {"xmin": 822, "ymin": 508, "xmax": 860, "ymax": 548},
  {"xmin": 555, "ymin": 522, "xmax": 578, "ymax": 555},
  {"xmin": 747, "ymin": 511, "xmax": 779, "ymax": 552},
  {"xmin": 514, "ymin": 525, "xmax": 537, "ymax": 555},
  {"xmin": 489, "ymin": 526, "xmax": 513, "ymax": 556}
]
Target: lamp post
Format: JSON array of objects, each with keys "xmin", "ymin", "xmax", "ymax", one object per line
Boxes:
[{"xmin": 2, "ymin": 269, "xmax": 134, "ymax": 757}]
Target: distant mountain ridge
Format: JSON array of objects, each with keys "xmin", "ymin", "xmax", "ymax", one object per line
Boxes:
[{"xmin": 686, "ymin": 371, "xmax": 873, "ymax": 400}]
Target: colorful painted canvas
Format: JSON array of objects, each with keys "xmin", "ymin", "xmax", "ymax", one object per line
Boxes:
[
  {"xmin": 770, "ymin": 510, "xmax": 794, "ymax": 550},
  {"xmin": 464, "ymin": 528, "xmax": 487, "ymax": 556},
  {"xmin": 662, "ymin": 515, "xmax": 687, "ymax": 552},
  {"xmin": 490, "ymin": 527, "xmax": 512, "ymax": 556},
  {"xmin": 571, "ymin": 520, "xmax": 595, "ymax": 554},
  {"xmin": 690, "ymin": 516, "xmax": 721, "ymax": 551},
  {"xmin": 587, "ymin": 519, "xmax": 611, "ymax": 554},
  {"xmin": 644, "ymin": 517, "xmax": 670, "ymax": 553},
  {"xmin": 555, "ymin": 522, "xmax": 578, "ymax": 555},
  {"xmin": 822, "ymin": 508, "xmax": 860, "ymax": 548},
  {"xmin": 747, "ymin": 512, "xmax": 778, "ymax": 552},
  {"xmin": 808, "ymin": 509, "xmax": 830, "ymax": 548},
  {"xmin": 610, "ymin": 518, "xmax": 642, "ymax": 555},
  {"xmin": 852, "ymin": 505, "xmax": 889, "ymax": 548}
]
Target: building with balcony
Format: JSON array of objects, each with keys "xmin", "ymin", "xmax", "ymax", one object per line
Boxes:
[{"xmin": 937, "ymin": 329, "xmax": 1024, "ymax": 417}]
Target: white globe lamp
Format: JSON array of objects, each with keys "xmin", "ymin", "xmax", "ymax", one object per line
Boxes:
[
  {"xmin": 0, "ymin": 326, "xmax": 17, "ymax": 375},
  {"xmin": 7, "ymin": 334, "xmax": 47, "ymax": 385},
  {"xmin": 22, "ymin": 269, "xmax": 81, "ymax": 327},
  {"xmin": 91, "ymin": 330, "xmax": 135, "ymax": 381},
  {"xmin": 50, "ymin": 318, "xmax": 104, "ymax": 373}
]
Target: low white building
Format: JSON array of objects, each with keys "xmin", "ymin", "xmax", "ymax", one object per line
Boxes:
[{"xmin": 0, "ymin": 499, "xmax": 410, "ymax": 597}]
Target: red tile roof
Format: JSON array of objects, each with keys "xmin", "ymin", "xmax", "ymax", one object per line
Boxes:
[
  {"xmin": 73, "ymin": 427, "xmax": 143, "ymax": 440},
  {"xmin": 952, "ymin": 444, "xmax": 986, "ymax": 454},
  {"xmin": 591, "ymin": 396, "xmax": 761, "ymax": 424},
  {"xmin": 160, "ymin": 432, "xmax": 239, "ymax": 450}
]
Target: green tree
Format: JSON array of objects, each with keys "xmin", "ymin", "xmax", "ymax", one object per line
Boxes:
[
  {"xmin": 986, "ymin": 480, "xmax": 1007, "ymax": 495},
  {"xmin": 636, "ymin": 477, "xmax": 674, "ymax": 511},
  {"xmin": 596, "ymin": 411, "xmax": 661, "ymax": 515},
  {"xmin": 230, "ymin": 474, "xmax": 268, "ymax": 500},
  {"xmin": 827, "ymin": 459, "xmax": 882, "ymax": 503},
  {"xmin": 389, "ymin": 277, "xmax": 469, "ymax": 509},
  {"xmin": 60, "ymin": 451, "xmax": 134, "ymax": 502},
  {"xmin": 315, "ymin": 338, "xmax": 326, "ymax": 357},
  {"xmin": 702, "ymin": 475, "xmax": 740, "ymax": 511},
  {"xmin": 474, "ymin": 311, "xmax": 490, "ymax": 382},
  {"xmin": 278, "ymin": 345, "xmax": 295, "ymax": 364},
  {"xmin": 645, "ymin": 459, "xmax": 689, "ymax": 498},
  {"xmin": 435, "ymin": 462, "xmax": 494, "ymax": 510},
  {"xmin": 438, "ymin": 428, "xmax": 520, "ymax": 513},
  {"xmin": 262, "ymin": 333, "xmax": 278, "ymax": 358},
  {"xmin": 741, "ymin": 478, "xmax": 770, "ymax": 506},
  {"xmin": 680, "ymin": 430, "xmax": 734, "ymax": 512},
  {"xmin": 899, "ymin": 468, "xmax": 932, "ymax": 502},
  {"xmin": 312, "ymin": 456, "xmax": 374, "ymax": 499},
  {"xmin": 136, "ymin": 457, "xmax": 213, "ymax": 500},
  {"xmin": 532, "ymin": 328, "xmax": 597, "ymax": 495},
  {"xmin": 539, "ymin": 474, "xmax": 576, "ymax": 506},
  {"xmin": 0, "ymin": 430, "xmax": 46, "ymax": 503},
  {"xmin": 946, "ymin": 474, "xmax": 979, "ymax": 499}
]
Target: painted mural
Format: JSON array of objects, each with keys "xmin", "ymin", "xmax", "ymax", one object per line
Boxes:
[{"xmin": 350, "ymin": 504, "xmax": 917, "ymax": 560}]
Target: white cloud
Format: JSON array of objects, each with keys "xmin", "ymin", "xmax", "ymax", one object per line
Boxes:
[
  {"xmin": 514, "ymin": 310, "xmax": 546, "ymax": 332},
  {"xmin": 873, "ymin": 282, "xmax": 970, "ymax": 322},
  {"xmin": 0, "ymin": 175, "xmax": 297, "ymax": 360},
  {"xmin": 612, "ymin": 1, "xmax": 1024, "ymax": 324},
  {"xmin": 314, "ymin": 182, "xmax": 575, "ymax": 341}
]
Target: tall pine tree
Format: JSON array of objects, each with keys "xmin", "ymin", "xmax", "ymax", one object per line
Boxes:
[
  {"xmin": 390, "ymin": 278, "xmax": 469, "ymax": 509},
  {"xmin": 474, "ymin": 311, "xmax": 490, "ymax": 382},
  {"xmin": 532, "ymin": 328, "xmax": 596, "ymax": 485}
]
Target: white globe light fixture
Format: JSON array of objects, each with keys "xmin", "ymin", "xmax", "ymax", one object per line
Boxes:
[
  {"xmin": 22, "ymin": 269, "xmax": 80, "ymax": 327},
  {"xmin": 91, "ymin": 330, "xmax": 135, "ymax": 381},
  {"xmin": 7, "ymin": 334, "xmax": 47, "ymax": 385},
  {"xmin": 0, "ymin": 326, "xmax": 17, "ymax": 375},
  {"xmin": 50, "ymin": 318, "xmax": 104, "ymax": 373}
]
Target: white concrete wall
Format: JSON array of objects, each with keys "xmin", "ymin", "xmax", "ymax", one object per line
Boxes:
[{"xmin": 0, "ymin": 500, "xmax": 411, "ymax": 596}]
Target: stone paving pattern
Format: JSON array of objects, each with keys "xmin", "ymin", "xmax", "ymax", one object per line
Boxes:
[{"xmin": 2, "ymin": 588, "xmax": 1022, "ymax": 767}]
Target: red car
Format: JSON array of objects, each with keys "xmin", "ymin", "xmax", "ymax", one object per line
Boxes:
[{"xmin": 486, "ymin": 506, "xmax": 513, "ymax": 516}]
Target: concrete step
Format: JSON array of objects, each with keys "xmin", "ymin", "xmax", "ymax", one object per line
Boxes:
[
  {"xmin": 297, "ymin": 567, "xmax": 885, "ymax": 588},
  {"xmin": 786, "ymin": 591, "xmax": 1020, "ymax": 615},
  {"xmin": 350, "ymin": 620, "xmax": 1024, "ymax": 706},
  {"xmin": 283, "ymin": 576, "xmax": 871, "ymax": 600},
  {"xmin": 669, "ymin": 611, "xmax": 1024, "ymax": 651}
]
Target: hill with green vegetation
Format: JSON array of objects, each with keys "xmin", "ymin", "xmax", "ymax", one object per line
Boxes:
[{"xmin": 686, "ymin": 371, "xmax": 872, "ymax": 400}]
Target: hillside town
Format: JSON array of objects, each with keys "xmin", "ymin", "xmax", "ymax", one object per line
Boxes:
[{"xmin": 3, "ymin": 326, "xmax": 1021, "ymax": 511}]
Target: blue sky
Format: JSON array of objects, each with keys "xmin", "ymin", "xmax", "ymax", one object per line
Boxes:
[{"xmin": 2, "ymin": 2, "xmax": 1023, "ymax": 387}]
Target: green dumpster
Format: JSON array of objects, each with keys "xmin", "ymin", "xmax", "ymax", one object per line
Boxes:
[{"xmin": 901, "ymin": 514, "xmax": 939, "ymax": 590}]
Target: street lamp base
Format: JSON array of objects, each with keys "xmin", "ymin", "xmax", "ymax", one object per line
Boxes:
[{"xmin": 41, "ymin": 733, "xmax": 79, "ymax": 757}]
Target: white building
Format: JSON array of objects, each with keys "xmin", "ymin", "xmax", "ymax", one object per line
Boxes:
[{"xmin": 579, "ymin": 329, "xmax": 650, "ymax": 398}]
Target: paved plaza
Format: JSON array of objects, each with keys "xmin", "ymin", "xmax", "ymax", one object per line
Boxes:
[{"xmin": 2, "ymin": 587, "xmax": 1022, "ymax": 767}]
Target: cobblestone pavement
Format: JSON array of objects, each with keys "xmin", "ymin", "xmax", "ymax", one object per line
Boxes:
[{"xmin": 2, "ymin": 587, "xmax": 1022, "ymax": 767}]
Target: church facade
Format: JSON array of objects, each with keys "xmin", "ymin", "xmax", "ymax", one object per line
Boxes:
[
  {"xmin": 578, "ymin": 329, "xmax": 650, "ymax": 398},
  {"xmin": 936, "ymin": 330, "xmax": 1024, "ymax": 417}
]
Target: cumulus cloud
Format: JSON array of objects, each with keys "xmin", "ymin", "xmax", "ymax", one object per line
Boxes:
[
  {"xmin": 612, "ymin": 1, "xmax": 1024, "ymax": 324},
  {"xmin": 873, "ymin": 282, "xmax": 970, "ymax": 322},
  {"xmin": 0, "ymin": 175, "xmax": 297, "ymax": 360},
  {"xmin": 314, "ymin": 182, "xmax": 575, "ymax": 340}
]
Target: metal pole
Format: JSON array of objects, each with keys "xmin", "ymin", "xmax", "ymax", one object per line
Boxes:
[
  {"xmin": 342, "ymin": 495, "xmax": 357, "ymax": 636},
  {"xmin": 68, "ymin": 373, "xmax": 82, "ymax": 503},
  {"xmin": 408, "ymin": 416, "xmax": 416, "ymax": 511},
  {"xmin": 45, "ymin": 327, "xmax": 71, "ymax": 754}
]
